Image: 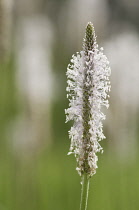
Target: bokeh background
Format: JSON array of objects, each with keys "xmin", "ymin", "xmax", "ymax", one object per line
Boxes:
[{"xmin": 0, "ymin": 0, "xmax": 139, "ymax": 209}]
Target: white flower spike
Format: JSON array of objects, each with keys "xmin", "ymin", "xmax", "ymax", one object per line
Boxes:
[{"xmin": 65, "ymin": 22, "xmax": 111, "ymax": 177}]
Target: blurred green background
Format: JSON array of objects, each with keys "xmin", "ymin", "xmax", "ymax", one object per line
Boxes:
[{"xmin": 0, "ymin": 0, "xmax": 139, "ymax": 209}]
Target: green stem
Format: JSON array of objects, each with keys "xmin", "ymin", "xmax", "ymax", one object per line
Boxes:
[{"xmin": 80, "ymin": 173, "xmax": 90, "ymax": 210}]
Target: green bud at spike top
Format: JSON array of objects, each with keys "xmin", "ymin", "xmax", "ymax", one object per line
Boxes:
[{"xmin": 83, "ymin": 22, "xmax": 96, "ymax": 53}]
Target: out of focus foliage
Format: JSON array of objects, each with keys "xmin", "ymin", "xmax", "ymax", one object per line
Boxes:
[{"xmin": 0, "ymin": 0, "xmax": 139, "ymax": 209}]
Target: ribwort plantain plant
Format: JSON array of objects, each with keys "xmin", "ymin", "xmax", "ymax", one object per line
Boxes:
[{"xmin": 65, "ymin": 22, "xmax": 111, "ymax": 210}]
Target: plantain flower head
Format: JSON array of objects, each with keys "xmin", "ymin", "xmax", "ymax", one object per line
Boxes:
[{"xmin": 65, "ymin": 22, "xmax": 111, "ymax": 177}]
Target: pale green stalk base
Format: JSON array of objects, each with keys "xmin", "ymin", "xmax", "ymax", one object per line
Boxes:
[{"xmin": 80, "ymin": 173, "xmax": 90, "ymax": 210}]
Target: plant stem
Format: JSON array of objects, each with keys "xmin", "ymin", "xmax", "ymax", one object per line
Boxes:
[{"xmin": 80, "ymin": 173, "xmax": 90, "ymax": 210}]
